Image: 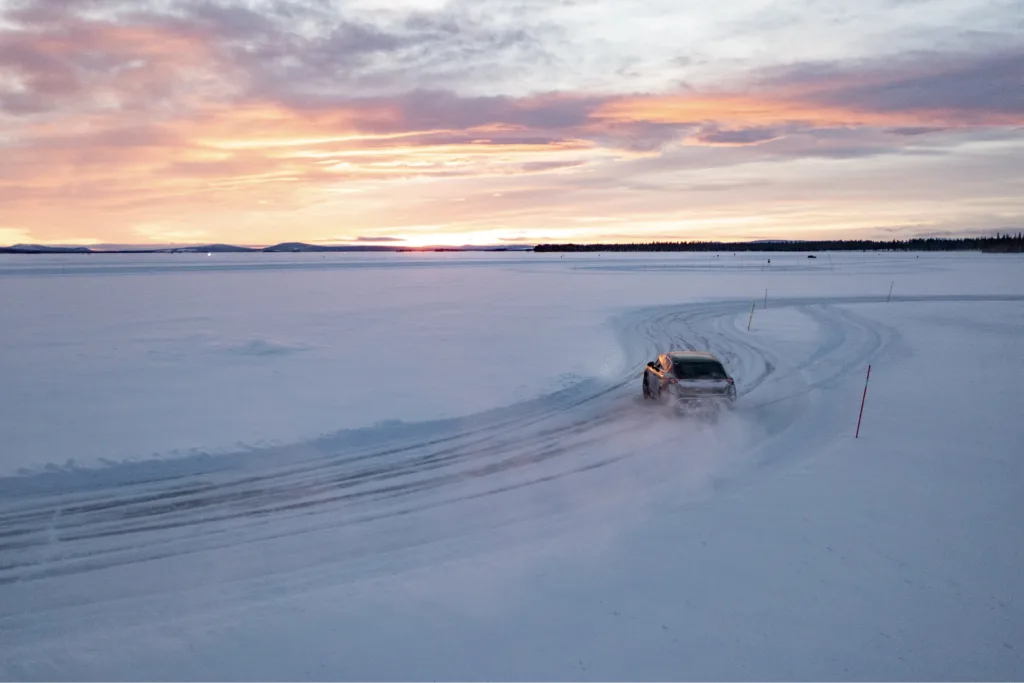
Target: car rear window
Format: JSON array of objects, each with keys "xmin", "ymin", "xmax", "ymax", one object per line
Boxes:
[{"xmin": 671, "ymin": 358, "xmax": 727, "ymax": 379}]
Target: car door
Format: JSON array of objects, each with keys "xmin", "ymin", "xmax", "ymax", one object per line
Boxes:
[{"xmin": 644, "ymin": 356, "xmax": 659, "ymax": 395}]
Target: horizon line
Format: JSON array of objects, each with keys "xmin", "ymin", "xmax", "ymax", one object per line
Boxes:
[{"xmin": 5, "ymin": 231, "xmax": 1022, "ymax": 253}]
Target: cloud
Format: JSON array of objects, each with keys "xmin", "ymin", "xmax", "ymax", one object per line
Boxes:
[
  {"xmin": 0, "ymin": 0, "xmax": 559, "ymax": 108},
  {"xmin": 764, "ymin": 48, "xmax": 1024, "ymax": 123},
  {"xmin": 497, "ymin": 235, "xmax": 555, "ymax": 243},
  {"xmin": 886, "ymin": 126, "xmax": 951, "ymax": 136},
  {"xmin": 1, "ymin": 0, "xmax": 1022, "ymax": 245},
  {"xmin": 354, "ymin": 236, "xmax": 404, "ymax": 242},
  {"xmin": 333, "ymin": 90, "xmax": 602, "ymax": 135},
  {"xmin": 691, "ymin": 125, "xmax": 787, "ymax": 146},
  {"xmin": 0, "ymin": 3, "xmax": 230, "ymax": 116}
]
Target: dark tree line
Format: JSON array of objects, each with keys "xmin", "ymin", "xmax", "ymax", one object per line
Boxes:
[{"xmin": 534, "ymin": 233, "xmax": 1024, "ymax": 253}]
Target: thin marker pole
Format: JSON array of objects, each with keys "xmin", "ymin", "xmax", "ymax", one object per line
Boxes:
[
  {"xmin": 887, "ymin": 281, "xmax": 894, "ymax": 302},
  {"xmin": 764, "ymin": 288, "xmax": 768, "ymax": 309},
  {"xmin": 747, "ymin": 301, "xmax": 755, "ymax": 330},
  {"xmin": 855, "ymin": 365, "xmax": 872, "ymax": 438}
]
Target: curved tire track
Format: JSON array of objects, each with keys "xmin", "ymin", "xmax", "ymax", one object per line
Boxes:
[{"xmin": 0, "ymin": 294, "xmax": 1016, "ymax": 586}]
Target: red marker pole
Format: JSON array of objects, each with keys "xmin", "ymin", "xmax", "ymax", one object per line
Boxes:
[{"xmin": 855, "ymin": 365, "xmax": 871, "ymax": 438}]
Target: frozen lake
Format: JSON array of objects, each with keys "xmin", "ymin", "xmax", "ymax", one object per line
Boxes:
[{"xmin": 1, "ymin": 250, "xmax": 1022, "ymax": 680}]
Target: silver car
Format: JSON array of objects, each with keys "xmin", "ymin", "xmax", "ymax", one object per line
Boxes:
[{"xmin": 642, "ymin": 351, "xmax": 737, "ymax": 412}]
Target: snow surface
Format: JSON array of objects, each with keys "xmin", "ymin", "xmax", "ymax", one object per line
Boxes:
[{"xmin": 0, "ymin": 251, "xmax": 1022, "ymax": 680}]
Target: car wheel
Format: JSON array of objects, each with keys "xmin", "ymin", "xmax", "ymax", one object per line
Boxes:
[{"xmin": 650, "ymin": 377, "xmax": 662, "ymax": 402}]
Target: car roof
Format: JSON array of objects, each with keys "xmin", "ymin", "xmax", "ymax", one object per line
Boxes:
[{"xmin": 667, "ymin": 350, "xmax": 719, "ymax": 360}]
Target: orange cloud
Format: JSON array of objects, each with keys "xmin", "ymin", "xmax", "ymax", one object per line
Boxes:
[
  {"xmin": 2, "ymin": 1, "xmax": 1021, "ymax": 245},
  {"xmin": 592, "ymin": 92, "xmax": 1018, "ymax": 132}
]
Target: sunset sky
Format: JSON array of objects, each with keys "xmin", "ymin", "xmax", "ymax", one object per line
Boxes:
[{"xmin": 1, "ymin": 0, "xmax": 1021, "ymax": 247}]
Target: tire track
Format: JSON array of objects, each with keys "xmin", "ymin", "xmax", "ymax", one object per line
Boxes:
[{"xmin": 0, "ymin": 294, "xmax": 1015, "ymax": 586}]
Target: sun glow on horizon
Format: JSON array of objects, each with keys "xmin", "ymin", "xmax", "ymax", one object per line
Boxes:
[{"xmin": 1, "ymin": 0, "xmax": 1020, "ymax": 247}]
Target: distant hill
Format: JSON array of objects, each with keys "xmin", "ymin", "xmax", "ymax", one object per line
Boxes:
[
  {"xmin": 1, "ymin": 241, "xmax": 534, "ymax": 254},
  {"xmin": 259, "ymin": 242, "xmax": 533, "ymax": 252},
  {"xmin": 0, "ymin": 244, "xmax": 93, "ymax": 254},
  {"xmin": 262, "ymin": 242, "xmax": 403, "ymax": 252},
  {"xmin": 1, "ymin": 243, "xmax": 263, "ymax": 254},
  {"xmin": 168, "ymin": 244, "xmax": 259, "ymax": 253}
]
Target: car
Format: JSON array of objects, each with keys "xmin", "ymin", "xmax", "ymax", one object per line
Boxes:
[{"xmin": 642, "ymin": 351, "xmax": 737, "ymax": 413}]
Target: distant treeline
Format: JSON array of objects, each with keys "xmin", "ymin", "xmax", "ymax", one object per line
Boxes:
[{"xmin": 534, "ymin": 233, "xmax": 1024, "ymax": 253}]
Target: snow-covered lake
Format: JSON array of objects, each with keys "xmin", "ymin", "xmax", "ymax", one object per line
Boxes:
[{"xmin": 1, "ymin": 251, "xmax": 1022, "ymax": 680}]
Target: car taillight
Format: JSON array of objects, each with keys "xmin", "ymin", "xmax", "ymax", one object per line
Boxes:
[{"xmin": 726, "ymin": 378, "xmax": 734, "ymax": 384}]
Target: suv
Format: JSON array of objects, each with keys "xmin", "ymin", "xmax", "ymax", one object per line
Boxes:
[{"xmin": 642, "ymin": 351, "xmax": 737, "ymax": 411}]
